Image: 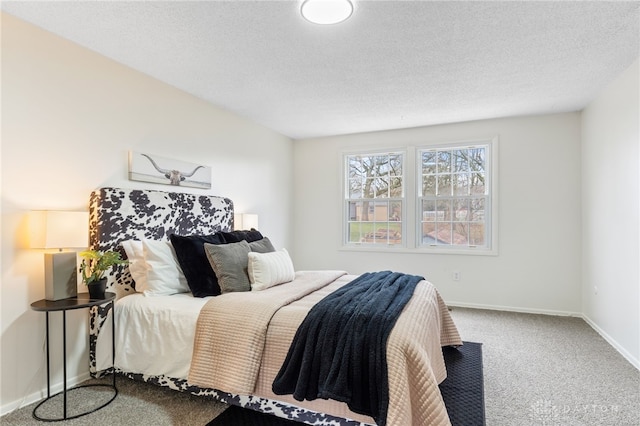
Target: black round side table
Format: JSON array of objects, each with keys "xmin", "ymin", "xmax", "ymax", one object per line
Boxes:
[{"xmin": 30, "ymin": 292, "xmax": 117, "ymax": 421}]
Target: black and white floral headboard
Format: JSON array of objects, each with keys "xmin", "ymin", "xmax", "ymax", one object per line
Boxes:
[{"xmin": 89, "ymin": 187, "xmax": 233, "ymax": 375}]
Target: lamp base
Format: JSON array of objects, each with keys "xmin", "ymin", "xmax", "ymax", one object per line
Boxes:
[{"xmin": 45, "ymin": 252, "xmax": 78, "ymax": 301}]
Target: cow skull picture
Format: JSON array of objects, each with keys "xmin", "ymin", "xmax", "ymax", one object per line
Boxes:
[
  {"xmin": 141, "ymin": 154, "xmax": 204, "ymax": 186},
  {"xmin": 128, "ymin": 151, "xmax": 212, "ymax": 189}
]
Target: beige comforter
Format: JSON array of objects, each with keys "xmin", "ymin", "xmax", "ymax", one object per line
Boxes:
[{"xmin": 189, "ymin": 270, "xmax": 462, "ymax": 426}]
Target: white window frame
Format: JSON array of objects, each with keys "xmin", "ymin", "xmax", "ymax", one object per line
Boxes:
[
  {"xmin": 340, "ymin": 139, "xmax": 498, "ymax": 256},
  {"xmin": 416, "ymin": 138, "xmax": 498, "ymax": 255},
  {"xmin": 342, "ymin": 149, "xmax": 407, "ymax": 248}
]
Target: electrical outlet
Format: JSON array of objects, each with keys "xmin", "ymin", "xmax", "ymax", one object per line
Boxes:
[
  {"xmin": 594, "ymin": 286, "xmax": 598, "ymax": 295},
  {"xmin": 453, "ymin": 271, "xmax": 460, "ymax": 281}
]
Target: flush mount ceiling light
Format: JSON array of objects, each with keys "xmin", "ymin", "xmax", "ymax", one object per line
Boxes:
[{"xmin": 301, "ymin": 0, "xmax": 354, "ymax": 25}]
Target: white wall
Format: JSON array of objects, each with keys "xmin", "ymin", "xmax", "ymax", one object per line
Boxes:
[
  {"xmin": 581, "ymin": 59, "xmax": 639, "ymax": 368},
  {"xmin": 0, "ymin": 13, "xmax": 293, "ymax": 413},
  {"xmin": 293, "ymin": 113, "xmax": 583, "ymax": 315},
  {"xmin": 2, "ymin": 8, "xmax": 636, "ymax": 417}
]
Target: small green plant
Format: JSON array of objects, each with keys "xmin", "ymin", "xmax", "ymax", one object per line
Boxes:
[{"xmin": 79, "ymin": 249, "xmax": 127, "ymax": 285}]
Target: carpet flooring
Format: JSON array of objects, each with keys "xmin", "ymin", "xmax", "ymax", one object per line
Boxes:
[
  {"xmin": 207, "ymin": 342, "xmax": 484, "ymax": 426},
  {"xmin": 2, "ymin": 308, "xmax": 638, "ymax": 425}
]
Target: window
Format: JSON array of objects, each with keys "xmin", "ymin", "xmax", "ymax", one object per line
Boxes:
[
  {"xmin": 419, "ymin": 144, "xmax": 491, "ymax": 250},
  {"xmin": 343, "ymin": 139, "xmax": 496, "ymax": 254},
  {"xmin": 344, "ymin": 152, "xmax": 404, "ymax": 246}
]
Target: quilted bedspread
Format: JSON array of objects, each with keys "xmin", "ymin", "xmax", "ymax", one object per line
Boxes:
[{"xmin": 188, "ymin": 270, "xmax": 462, "ymax": 426}]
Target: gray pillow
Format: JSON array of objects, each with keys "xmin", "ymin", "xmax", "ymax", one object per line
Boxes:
[
  {"xmin": 204, "ymin": 241, "xmax": 251, "ymax": 293},
  {"xmin": 249, "ymin": 237, "xmax": 275, "ymax": 254}
]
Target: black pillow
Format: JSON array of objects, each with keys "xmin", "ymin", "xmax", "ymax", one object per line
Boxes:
[
  {"xmin": 220, "ymin": 229, "xmax": 264, "ymax": 243},
  {"xmin": 170, "ymin": 233, "xmax": 225, "ymax": 297}
]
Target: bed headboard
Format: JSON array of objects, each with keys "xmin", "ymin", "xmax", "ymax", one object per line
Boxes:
[
  {"xmin": 89, "ymin": 187, "xmax": 233, "ymax": 376},
  {"xmin": 89, "ymin": 187, "xmax": 234, "ymax": 298}
]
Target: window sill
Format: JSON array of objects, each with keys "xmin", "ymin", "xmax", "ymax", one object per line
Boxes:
[{"xmin": 339, "ymin": 245, "xmax": 498, "ymax": 256}]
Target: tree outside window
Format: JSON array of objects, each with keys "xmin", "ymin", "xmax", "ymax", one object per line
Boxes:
[
  {"xmin": 419, "ymin": 145, "xmax": 490, "ymax": 248},
  {"xmin": 343, "ymin": 140, "xmax": 495, "ymax": 253},
  {"xmin": 345, "ymin": 152, "xmax": 404, "ymax": 245}
]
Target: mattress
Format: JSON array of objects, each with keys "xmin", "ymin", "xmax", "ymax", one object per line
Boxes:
[{"xmin": 95, "ymin": 292, "xmax": 212, "ymax": 379}]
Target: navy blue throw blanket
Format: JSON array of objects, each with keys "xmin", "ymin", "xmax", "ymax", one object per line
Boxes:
[{"xmin": 272, "ymin": 271, "xmax": 423, "ymax": 426}]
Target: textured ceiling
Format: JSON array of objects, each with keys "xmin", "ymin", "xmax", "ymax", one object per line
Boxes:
[{"xmin": 2, "ymin": 1, "xmax": 639, "ymax": 140}]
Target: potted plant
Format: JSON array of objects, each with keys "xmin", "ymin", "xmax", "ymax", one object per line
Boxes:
[{"xmin": 79, "ymin": 249, "xmax": 127, "ymax": 299}]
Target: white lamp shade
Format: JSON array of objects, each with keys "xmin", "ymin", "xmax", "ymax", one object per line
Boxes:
[
  {"xmin": 242, "ymin": 214, "xmax": 259, "ymax": 230},
  {"xmin": 234, "ymin": 213, "xmax": 259, "ymax": 230},
  {"xmin": 28, "ymin": 211, "xmax": 89, "ymax": 249}
]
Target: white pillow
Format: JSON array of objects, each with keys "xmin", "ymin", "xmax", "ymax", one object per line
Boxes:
[
  {"xmin": 121, "ymin": 240, "xmax": 149, "ymax": 292},
  {"xmin": 142, "ymin": 240, "xmax": 190, "ymax": 296},
  {"xmin": 248, "ymin": 248, "xmax": 295, "ymax": 291}
]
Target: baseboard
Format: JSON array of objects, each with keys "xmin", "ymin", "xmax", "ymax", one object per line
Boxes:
[
  {"xmin": 581, "ymin": 314, "xmax": 640, "ymax": 371},
  {"xmin": 0, "ymin": 371, "xmax": 91, "ymax": 417},
  {"xmin": 446, "ymin": 301, "xmax": 582, "ymax": 317},
  {"xmin": 447, "ymin": 301, "xmax": 639, "ymax": 371}
]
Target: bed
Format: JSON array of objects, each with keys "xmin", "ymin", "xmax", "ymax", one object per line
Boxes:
[{"xmin": 90, "ymin": 187, "xmax": 462, "ymax": 426}]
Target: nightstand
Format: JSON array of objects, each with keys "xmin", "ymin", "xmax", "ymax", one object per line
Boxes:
[{"xmin": 30, "ymin": 292, "xmax": 117, "ymax": 421}]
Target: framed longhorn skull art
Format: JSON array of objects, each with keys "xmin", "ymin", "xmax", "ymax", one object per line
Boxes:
[{"xmin": 128, "ymin": 151, "xmax": 212, "ymax": 189}]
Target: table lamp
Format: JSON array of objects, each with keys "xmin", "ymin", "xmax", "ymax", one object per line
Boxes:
[
  {"xmin": 28, "ymin": 211, "xmax": 89, "ymax": 301},
  {"xmin": 234, "ymin": 213, "xmax": 259, "ymax": 230}
]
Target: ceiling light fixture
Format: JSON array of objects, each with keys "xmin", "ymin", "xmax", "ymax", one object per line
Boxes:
[{"xmin": 301, "ymin": 0, "xmax": 354, "ymax": 25}]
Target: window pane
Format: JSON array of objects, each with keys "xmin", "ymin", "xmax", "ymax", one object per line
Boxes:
[
  {"xmin": 470, "ymin": 197, "xmax": 485, "ymax": 222},
  {"xmin": 453, "ymin": 223, "xmax": 469, "ymax": 245},
  {"xmin": 389, "ymin": 177, "xmax": 403, "ymax": 197},
  {"xmin": 362, "ymin": 156, "xmax": 375, "ymax": 170},
  {"xmin": 437, "ymin": 199, "xmax": 453, "ymax": 221},
  {"xmin": 435, "ymin": 222, "xmax": 453, "ymax": 245},
  {"xmin": 348, "ymin": 201, "xmax": 362, "ymax": 221},
  {"xmin": 348, "ymin": 157, "xmax": 363, "ymax": 178},
  {"xmin": 468, "ymin": 148, "xmax": 485, "ymax": 172},
  {"xmin": 422, "ymin": 175, "xmax": 436, "ymax": 196},
  {"xmin": 437, "ymin": 175, "xmax": 452, "ymax": 196},
  {"xmin": 373, "ymin": 201, "xmax": 388, "ymax": 221},
  {"xmin": 390, "ymin": 201, "xmax": 402, "ymax": 222},
  {"xmin": 421, "ymin": 222, "xmax": 436, "ymax": 245},
  {"xmin": 364, "ymin": 178, "xmax": 376, "ymax": 198},
  {"xmin": 470, "ymin": 172, "xmax": 486, "ymax": 194},
  {"xmin": 348, "ymin": 222, "xmax": 364, "ymax": 243},
  {"xmin": 422, "ymin": 200, "xmax": 436, "ymax": 222},
  {"xmin": 452, "ymin": 149, "xmax": 469, "ymax": 172},
  {"xmin": 373, "ymin": 177, "xmax": 388, "ymax": 198},
  {"xmin": 348, "ymin": 178, "xmax": 362, "ymax": 198},
  {"xmin": 437, "ymin": 151, "xmax": 451, "ymax": 173},
  {"xmin": 388, "ymin": 154, "xmax": 403, "ymax": 176},
  {"xmin": 422, "ymin": 151, "xmax": 437, "ymax": 174},
  {"xmin": 388, "ymin": 222, "xmax": 402, "ymax": 243},
  {"xmin": 453, "ymin": 199, "xmax": 469, "ymax": 221},
  {"xmin": 469, "ymin": 223, "xmax": 485, "ymax": 245},
  {"xmin": 362, "ymin": 201, "xmax": 374, "ymax": 221},
  {"xmin": 453, "ymin": 173, "xmax": 469, "ymax": 196}
]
